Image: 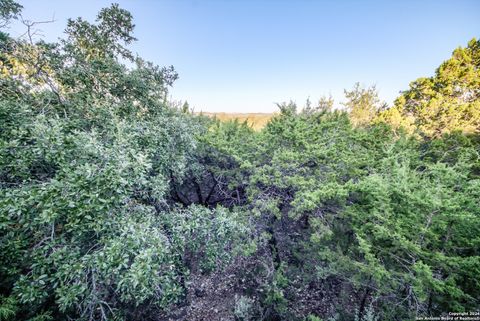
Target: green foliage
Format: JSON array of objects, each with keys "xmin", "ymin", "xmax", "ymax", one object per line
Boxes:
[
  {"xmin": 378, "ymin": 38, "xmax": 480, "ymax": 137},
  {"xmin": 236, "ymin": 103, "xmax": 479, "ymax": 320},
  {"xmin": 343, "ymin": 83, "xmax": 385, "ymax": 127},
  {"xmin": 0, "ymin": 3, "xmax": 250, "ymax": 320},
  {"xmin": 234, "ymin": 295, "xmax": 255, "ymax": 321},
  {"xmin": 0, "ymin": 296, "xmax": 17, "ymax": 321},
  {"xmin": 0, "ymin": 0, "xmax": 22, "ymax": 28},
  {"xmin": 1, "ymin": 2, "xmax": 479, "ymax": 321},
  {"xmin": 264, "ymin": 263, "xmax": 289, "ymax": 319}
]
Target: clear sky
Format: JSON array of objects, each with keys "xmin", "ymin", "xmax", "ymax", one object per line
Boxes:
[{"xmin": 9, "ymin": 0, "xmax": 480, "ymax": 113}]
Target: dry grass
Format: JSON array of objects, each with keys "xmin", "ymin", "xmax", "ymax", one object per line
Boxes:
[{"xmin": 198, "ymin": 112, "xmax": 275, "ymax": 130}]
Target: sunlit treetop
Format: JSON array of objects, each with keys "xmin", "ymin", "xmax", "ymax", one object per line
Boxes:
[{"xmin": 378, "ymin": 38, "xmax": 480, "ymax": 137}]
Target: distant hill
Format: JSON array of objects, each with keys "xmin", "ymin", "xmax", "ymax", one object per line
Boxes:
[{"xmin": 197, "ymin": 112, "xmax": 275, "ymax": 130}]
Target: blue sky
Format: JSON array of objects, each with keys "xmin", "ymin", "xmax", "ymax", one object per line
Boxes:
[{"xmin": 9, "ymin": 0, "xmax": 480, "ymax": 112}]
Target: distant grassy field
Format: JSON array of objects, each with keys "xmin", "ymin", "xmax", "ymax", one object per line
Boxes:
[{"xmin": 198, "ymin": 112, "xmax": 275, "ymax": 130}]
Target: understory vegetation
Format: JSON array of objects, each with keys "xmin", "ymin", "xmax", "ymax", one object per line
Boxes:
[{"xmin": 0, "ymin": 2, "xmax": 479, "ymax": 320}]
